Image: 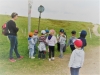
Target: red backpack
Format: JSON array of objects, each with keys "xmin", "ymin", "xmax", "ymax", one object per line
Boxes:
[{"xmin": 2, "ymin": 23, "xmax": 9, "ymax": 36}]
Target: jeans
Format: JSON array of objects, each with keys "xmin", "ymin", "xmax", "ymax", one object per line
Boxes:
[
  {"xmin": 29, "ymin": 48, "xmax": 34, "ymax": 57},
  {"xmin": 70, "ymin": 67, "xmax": 80, "ymax": 75},
  {"xmin": 60, "ymin": 44, "xmax": 65, "ymax": 57},
  {"xmin": 34, "ymin": 44, "xmax": 37, "ymax": 55},
  {"xmin": 8, "ymin": 35, "xmax": 20, "ymax": 59}
]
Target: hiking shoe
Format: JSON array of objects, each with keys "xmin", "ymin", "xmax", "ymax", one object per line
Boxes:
[
  {"xmin": 31, "ymin": 57, "xmax": 35, "ymax": 59},
  {"xmin": 18, "ymin": 56, "xmax": 24, "ymax": 60},
  {"xmin": 51, "ymin": 57, "xmax": 55, "ymax": 61},
  {"xmin": 9, "ymin": 59, "xmax": 16, "ymax": 62},
  {"xmin": 59, "ymin": 55, "xmax": 63, "ymax": 58}
]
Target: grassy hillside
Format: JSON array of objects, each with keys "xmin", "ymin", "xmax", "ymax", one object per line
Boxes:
[{"xmin": 0, "ymin": 15, "xmax": 100, "ymax": 75}]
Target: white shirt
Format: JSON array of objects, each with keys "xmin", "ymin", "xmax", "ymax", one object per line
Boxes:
[
  {"xmin": 68, "ymin": 48, "xmax": 85, "ymax": 68},
  {"xmin": 46, "ymin": 36, "xmax": 57, "ymax": 46}
]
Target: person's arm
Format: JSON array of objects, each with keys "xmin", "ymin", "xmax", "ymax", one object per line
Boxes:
[
  {"xmin": 31, "ymin": 39, "xmax": 35, "ymax": 45},
  {"xmin": 80, "ymin": 52, "xmax": 85, "ymax": 67},
  {"xmin": 66, "ymin": 38, "xmax": 71, "ymax": 47},
  {"xmin": 54, "ymin": 36, "xmax": 57, "ymax": 44},
  {"xmin": 46, "ymin": 37, "xmax": 48, "ymax": 44},
  {"xmin": 68, "ymin": 51, "xmax": 75, "ymax": 67},
  {"xmin": 84, "ymin": 39, "xmax": 87, "ymax": 47}
]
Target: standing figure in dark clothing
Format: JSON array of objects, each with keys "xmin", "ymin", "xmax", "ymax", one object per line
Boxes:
[
  {"xmin": 78, "ymin": 30, "xmax": 87, "ymax": 49},
  {"xmin": 7, "ymin": 12, "xmax": 23, "ymax": 62}
]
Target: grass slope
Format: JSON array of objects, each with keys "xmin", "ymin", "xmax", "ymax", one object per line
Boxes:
[{"xmin": 0, "ymin": 15, "xmax": 100, "ymax": 75}]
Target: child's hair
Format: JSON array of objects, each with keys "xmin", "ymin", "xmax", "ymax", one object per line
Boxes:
[
  {"xmin": 71, "ymin": 30, "xmax": 76, "ymax": 34},
  {"xmin": 49, "ymin": 29, "xmax": 56, "ymax": 35}
]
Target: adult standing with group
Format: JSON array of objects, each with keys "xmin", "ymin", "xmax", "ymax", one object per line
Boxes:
[{"xmin": 7, "ymin": 12, "xmax": 23, "ymax": 62}]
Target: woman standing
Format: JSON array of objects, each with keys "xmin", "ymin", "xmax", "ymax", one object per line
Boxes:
[{"xmin": 7, "ymin": 12, "xmax": 23, "ymax": 62}]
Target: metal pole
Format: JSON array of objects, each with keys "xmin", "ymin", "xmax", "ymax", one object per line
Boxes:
[
  {"xmin": 38, "ymin": 13, "xmax": 41, "ymax": 32},
  {"xmin": 28, "ymin": 0, "xmax": 32, "ymax": 34}
]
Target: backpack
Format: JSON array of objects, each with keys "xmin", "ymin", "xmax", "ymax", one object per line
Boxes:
[{"xmin": 2, "ymin": 23, "xmax": 9, "ymax": 36}]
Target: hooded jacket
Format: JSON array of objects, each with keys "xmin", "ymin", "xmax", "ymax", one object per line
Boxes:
[
  {"xmin": 78, "ymin": 30, "xmax": 87, "ymax": 48},
  {"xmin": 28, "ymin": 37, "xmax": 35, "ymax": 49},
  {"xmin": 46, "ymin": 35, "xmax": 57, "ymax": 46},
  {"xmin": 68, "ymin": 48, "xmax": 85, "ymax": 68}
]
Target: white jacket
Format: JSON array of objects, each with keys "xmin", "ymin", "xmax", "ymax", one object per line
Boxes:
[
  {"xmin": 46, "ymin": 36, "xmax": 57, "ymax": 46},
  {"xmin": 68, "ymin": 49, "xmax": 85, "ymax": 68}
]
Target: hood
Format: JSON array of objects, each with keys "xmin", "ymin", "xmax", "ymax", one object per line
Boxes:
[
  {"xmin": 75, "ymin": 49, "xmax": 84, "ymax": 56},
  {"xmin": 48, "ymin": 34, "xmax": 52, "ymax": 40},
  {"xmin": 80, "ymin": 30, "xmax": 87, "ymax": 38},
  {"xmin": 28, "ymin": 37, "xmax": 31, "ymax": 40}
]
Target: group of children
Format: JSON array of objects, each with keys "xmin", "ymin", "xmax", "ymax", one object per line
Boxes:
[
  {"xmin": 28, "ymin": 29, "xmax": 87, "ymax": 59},
  {"xmin": 28, "ymin": 29, "xmax": 87, "ymax": 75}
]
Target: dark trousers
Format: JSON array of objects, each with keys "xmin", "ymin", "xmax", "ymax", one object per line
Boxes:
[
  {"xmin": 49, "ymin": 46, "xmax": 55, "ymax": 58},
  {"xmin": 57, "ymin": 43, "xmax": 60, "ymax": 52},
  {"xmin": 8, "ymin": 35, "xmax": 20, "ymax": 59},
  {"xmin": 38, "ymin": 51, "xmax": 45, "ymax": 59},
  {"xmin": 70, "ymin": 67, "xmax": 80, "ymax": 75},
  {"xmin": 70, "ymin": 45, "xmax": 75, "ymax": 52}
]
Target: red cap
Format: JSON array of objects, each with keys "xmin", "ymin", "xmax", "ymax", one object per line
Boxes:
[
  {"xmin": 34, "ymin": 30, "xmax": 38, "ymax": 33},
  {"xmin": 74, "ymin": 39, "xmax": 83, "ymax": 47}
]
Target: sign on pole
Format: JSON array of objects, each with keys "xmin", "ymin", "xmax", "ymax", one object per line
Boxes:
[
  {"xmin": 38, "ymin": 5, "xmax": 45, "ymax": 32},
  {"xmin": 28, "ymin": 0, "xmax": 33, "ymax": 34}
]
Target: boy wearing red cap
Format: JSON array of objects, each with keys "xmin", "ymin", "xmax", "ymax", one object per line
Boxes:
[{"xmin": 68, "ymin": 39, "xmax": 85, "ymax": 75}]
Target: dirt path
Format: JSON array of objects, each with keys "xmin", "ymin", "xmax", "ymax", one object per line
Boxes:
[
  {"xmin": 52, "ymin": 46, "xmax": 100, "ymax": 75},
  {"xmin": 33, "ymin": 46, "xmax": 99, "ymax": 75},
  {"xmin": 93, "ymin": 25, "xmax": 100, "ymax": 36}
]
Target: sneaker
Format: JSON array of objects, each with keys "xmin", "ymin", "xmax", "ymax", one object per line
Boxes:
[
  {"xmin": 49, "ymin": 59, "xmax": 51, "ymax": 61},
  {"xmin": 9, "ymin": 59, "xmax": 16, "ymax": 62},
  {"xmin": 31, "ymin": 57, "xmax": 35, "ymax": 59},
  {"xmin": 59, "ymin": 55, "xmax": 63, "ymax": 58},
  {"xmin": 51, "ymin": 57, "xmax": 55, "ymax": 61},
  {"xmin": 18, "ymin": 56, "xmax": 24, "ymax": 60}
]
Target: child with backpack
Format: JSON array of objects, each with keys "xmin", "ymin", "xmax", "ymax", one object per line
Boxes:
[
  {"xmin": 67, "ymin": 30, "xmax": 77, "ymax": 52},
  {"xmin": 46, "ymin": 29, "xmax": 57, "ymax": 61},
  {"xmin": 68, "ymin": 39, "xmax": 85, "ymax": 75},
  {"xmin": 38, "ymin": 30, "xmax": 47, "ymax": 59},
  {"xmin": 78, "ymin": 30, "xmax": 87, "ymax": 50},
  {"xmin": 59, "ymin": 32, "xmax": 66, "ymax": 58},
  {"xmin": 28, "ymin": 32, "xmax": 35, "ymax": 59}
]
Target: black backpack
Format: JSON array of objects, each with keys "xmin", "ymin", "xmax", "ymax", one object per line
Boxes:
[{"xmin": 2, "ymin": 23, "xmax": 9, "ymax": 36}]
